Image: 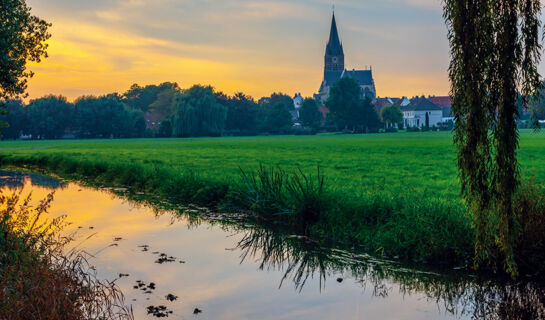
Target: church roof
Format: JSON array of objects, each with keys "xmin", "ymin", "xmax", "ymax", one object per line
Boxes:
[
  {"xmin": 323, "ymin": 70, "xmax": 343, "ymax": 86},
  {"xmin": 402, "ymin": 97, "xmax": 442, "ymax": 111},
  {"xmin": 341, "ymin": 69, "xmax": 374, "ymax": 86},
  {"xmin": 326, "ymin": 13, "xmax": 344, "ymax": 56}
]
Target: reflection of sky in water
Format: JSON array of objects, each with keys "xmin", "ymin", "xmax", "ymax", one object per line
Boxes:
[
  {"xmin": 0, "ymin": 170, "xmax": 67, "ymax": 190},
  {"xmin": 3, "ymin": 171, "xmax": 541, "ymax": 320}
]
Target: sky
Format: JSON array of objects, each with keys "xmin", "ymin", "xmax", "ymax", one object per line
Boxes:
[{"xmin": 24, "ymin": 0, "xmax": 460, "ymax": 101}]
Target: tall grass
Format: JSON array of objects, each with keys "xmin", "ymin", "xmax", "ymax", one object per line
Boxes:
[
  {"xmin": 237, "ymin": 165, "xmax": 328, "ymax": 231},
  {"xmin": 0, "ymin": 191, "xmax": 133, "ymax": 320}
]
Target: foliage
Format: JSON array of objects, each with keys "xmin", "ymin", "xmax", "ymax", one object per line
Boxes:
[
  {"xmin": 74, "ymin": 96, "xmax": 134, "ymax": 139},
  {"xmin": 326, "ymin": 77, "xmax": 380, "ymax": 132},
  {"xmin": 157, "ymin": 119, "xmax": 172, "ymax": 138},
  {"xmin": 27, "ymin": 95, "xmax": 74, "ymax": 139},
  {"xmin": 220, "ymin": 92, "xmax": 259, "ymax": 135},
  {"xmin": 261, "ymin": 93, "xmax": 294, "ymax": 110},
  {"xmin": 261, "ymin": 102, "xmax": 293, "ymax": 134},
  {"xmin": 122, "ymin": 82, "xmax": 179, "ymax": 113},
  {"xmin": 0, "ymin": 192, "xmax": 132, "ymax": 319},
  {"xmin": 0, "ymin": 0, "xmax": 50, "ymax": 132},
  {"xmin": 299, "ymin": 98, "xmax": 323, "ymax": 130},
  {"xmin": 238, "ymin": 165, "xmax": 328, "ymax": 233},
  {"xmin": 380, "ymin": 104, "xmax": 403, "ymax": 128},
  {"xmin": 326, "ymin": 77, "xmax": 361, "ymax": 130},
  {"xmin": 0, "ymin": 100, "xmax": 26, "ymax": 139},
  {"xmin": 443, "ymin": 0, "xmax": 543, "ymax": 277},
  {"xmin": 172, "ymin": 85, "xmax": 227, "ymax": 137}
]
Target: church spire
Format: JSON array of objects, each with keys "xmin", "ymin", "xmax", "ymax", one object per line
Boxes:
[
  {"xmin": 324, "ymin": 11, "xmax": 344, "ymax": 73},
  {"xmin": 326, "ymin": 12, "xmax": 343, "ymax": 56}
]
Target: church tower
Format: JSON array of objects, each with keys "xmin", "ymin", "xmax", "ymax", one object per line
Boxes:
[{"xmin": 324, "ymin": 13, "xmax": 344, "ymax": 73}]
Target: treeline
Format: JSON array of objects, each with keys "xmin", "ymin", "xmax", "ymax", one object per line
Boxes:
[{"xmin": 1, "ymin": 78, "xmax": 384, "ymax": 140}]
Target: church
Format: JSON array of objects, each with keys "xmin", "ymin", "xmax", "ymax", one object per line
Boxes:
[{"xmin": 316, "ymin": 13, "xmax": 377, "ymax": 103}]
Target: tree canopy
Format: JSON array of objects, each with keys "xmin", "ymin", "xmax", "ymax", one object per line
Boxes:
[
  {"xmin": 172, "ymin": 85, "xmax": 227, "ymax": 137},
  {"xmin": 326, "ymin": 77, "xmax": 380, "ymax": 132},
  {"xmin": 380, "ymin": 104, "xmax": 403, "ymax": 128},
  {"xmin": 444, "ymin": 0, "xmax": 543, "ymax": 277},
  {"xmin": 299, "ymin": 98, "xmax": 323, "ymax": 130},
  {"xmin": 0, "ymin": 0, "xmax": 50, "ymax": 132}
]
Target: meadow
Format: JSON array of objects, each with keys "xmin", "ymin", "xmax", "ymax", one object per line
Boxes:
[{"xmin": 1, "ymin": 130, "xmax": 544, "ymax": 268}]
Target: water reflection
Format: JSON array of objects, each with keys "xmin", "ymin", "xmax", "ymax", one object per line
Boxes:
[
  {"xmin": 235, "ymin": 227, "xmax": 545, "ymax": 320},
  {"xmin": 0, "ymin": 170, "xmax": 66, "ymax": 190}
]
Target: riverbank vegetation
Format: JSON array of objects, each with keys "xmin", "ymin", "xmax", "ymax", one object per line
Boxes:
[
  {"xmin": 1, "ymin": 132, "xmax": 544, "ymax": 276},
  {"xmin": 0, "ymin": 191, "xmax": 132, "ymax": 319}
]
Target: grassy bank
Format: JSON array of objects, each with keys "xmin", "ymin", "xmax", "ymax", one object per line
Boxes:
[
  {"xmin": 1, "ymin": 131, "xmax": 544, "ymax": 269},
  {"xmin": 0, "ymin": 192, "xmax": 132, "ymax": 319}
]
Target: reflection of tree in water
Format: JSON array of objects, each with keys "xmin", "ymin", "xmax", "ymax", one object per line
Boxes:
[
  {"xmin": 236, "ymin": 227, "xmax": 545, "ymax": 320},
  {"xmin": 0, "ymin": 170, "xmax": 66, "ymax": 190}
]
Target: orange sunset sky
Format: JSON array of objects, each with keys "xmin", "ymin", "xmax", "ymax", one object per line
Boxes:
[{"xmin": 24, "ymin": 0, "xmax": 544, "ymax": 102}]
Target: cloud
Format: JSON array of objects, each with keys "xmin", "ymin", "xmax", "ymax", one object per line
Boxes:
[{"xmin": 24, "ymin": 0, "xmax": 459, "ymax": 100}]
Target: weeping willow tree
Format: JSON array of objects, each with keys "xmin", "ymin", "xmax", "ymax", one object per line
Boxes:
[{"xmin": 443, "ymin": 0, "xmax": 542, "ymax": 277}]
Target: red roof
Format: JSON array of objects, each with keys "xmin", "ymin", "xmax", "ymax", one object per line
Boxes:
[
  {"xmin": 318, "ymin": 106, "xmax": 329, "ymax": 119},
  {"xmin": 428, "ymin": 96, "xmax": 451, "ymax": 108}
]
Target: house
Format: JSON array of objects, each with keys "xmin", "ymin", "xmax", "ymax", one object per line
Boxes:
[
  {"xmin": 396, "ymin": 97, "xmax": 411, "ymax": 107},
  {"xmin": 293, "ymin": 93, "xmax": 303, "ymax": 110},
  {"xmin": 402, "ymin": 97, "xmax": 443, "ymax": 128},
  {"xmin": 428, "ymin": 96, "xmax": 453, "ymax": 123}
]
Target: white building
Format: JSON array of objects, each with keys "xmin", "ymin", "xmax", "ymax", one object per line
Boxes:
[
  {"xmin": 293, "ymin": 93, "xmax": 303, "ymax": 110},
  {"xmin": 402, "ymin": 97, "xmax": 443, "ymax": 128}
]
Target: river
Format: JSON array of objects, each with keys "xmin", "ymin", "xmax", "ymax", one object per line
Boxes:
[{"xmin": 1, "ymin": 170, "xmax": 543, "ymax": 320}]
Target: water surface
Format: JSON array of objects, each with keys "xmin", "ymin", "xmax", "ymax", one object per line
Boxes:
[{"xmin": 1, "ymin": 170, "xmax": 543, "ymax": 320}]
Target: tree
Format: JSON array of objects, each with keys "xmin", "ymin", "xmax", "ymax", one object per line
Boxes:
[
  {"xmin": 0, "ymin": 100, "xmax": 26, "ymax": 139},
  {"xmin": 261, "ymin": 102, "xmax": 293, "ymax": 134},
  {"xmin": 130, "ymin": 109, "xmax": 146, "ymax": 138},
  {"xmin": 326, "ymin": 77, "xmax": 362, "ymax": 131},
  {"xmin": 222, "ymin": 92, "xmax": 259, "ymax": 135},
  {"xmin": 123, "ymin": 82, "xmax": 179, "ymax": 113},
  {"xmin": 380, "ymin": 104, "xmax": 403, "ymax": 129},
  {"xmin": 0, "ymin": 0, "xmax": 51, "ymax": 131},
  {"xmin": 157, "ymin": 120, "xmax": 172, "ymax": 138},
  {"xmin": 299, "ymin": 98, "xmax": 323, "ymax": 130},
  {"xmin": 172, "ymin": 85, "xmax": 227, "ymax": 137},
  {"xmin": 74, "ymin": 96, "xmax": 133, "ymax": 138},
  {"xmin": 267, "ymin": 93, "xmax": 294, "ymax": 110},
  {"xmin": 425, "ymin": 112, "xmax": 430, "ymax": 130},
  {"xmin": 149, "ymin": 84, "xmax": 179, "ymax": 119},
  {"xmin": 27, "ymin": 95, "xmax": 74, "ymax": 139},
  {"xmin": 444, "ymin": 0, "xmax": 542, "ymax": 277}
]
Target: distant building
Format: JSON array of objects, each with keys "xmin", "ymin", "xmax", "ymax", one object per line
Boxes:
[
  {"xmin": 316, "ymin": 13, "xmax": 376, "ymax": 103},
  {"xmin": 402, "ymin": 97, "xmax": 442, "ymax": 128},
  {"xmin": 293, "ymin": 93, "xmax": 303, "ymax": 110},
  {"xmin": 428, "ymin": 96, "xmax": 453, "ymax": 123}
]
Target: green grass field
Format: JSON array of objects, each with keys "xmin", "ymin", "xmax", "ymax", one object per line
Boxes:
[{"xmin": 1, "ymin": 130, "xmax": 544, "ymax": 267}]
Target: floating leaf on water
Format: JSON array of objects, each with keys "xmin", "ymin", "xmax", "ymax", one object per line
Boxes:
[{"xmin": 165, "ymin": 294, "xmax": 178, "ymax": 301}]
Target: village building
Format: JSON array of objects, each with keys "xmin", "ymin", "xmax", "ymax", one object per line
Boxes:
[
  {"xmin": 293, "ymin": 93, "xmax": 303, "ymax": 110},
  {"xmin": 428, "ymin": 96, "xmax": 454, "ymax": 123},
  {"xmin": 402, "ymin": 97, "xmax": 443, "ymax": 128},
  {"xmin": 316, "ymin": 13, "xmax": 376, "ymax": 103}
]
